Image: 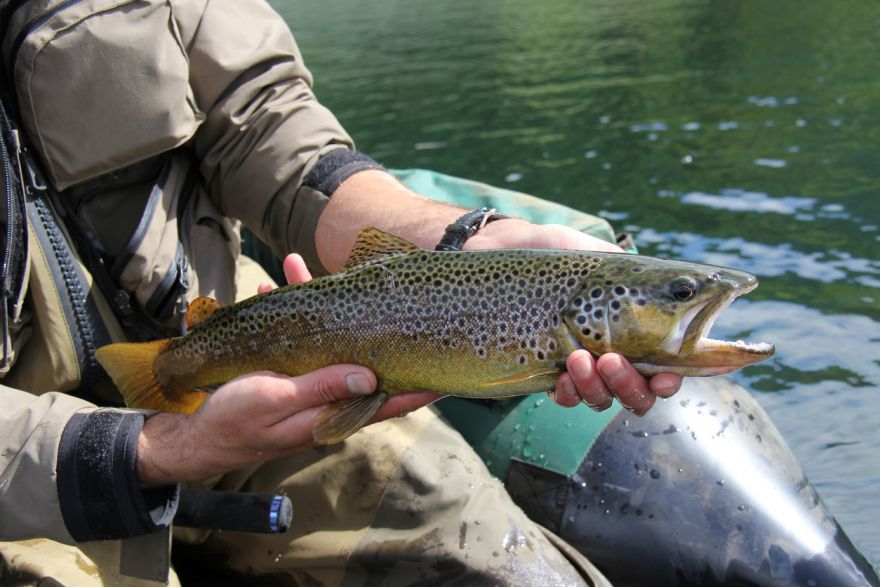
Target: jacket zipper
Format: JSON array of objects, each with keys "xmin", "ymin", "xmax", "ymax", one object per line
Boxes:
[
  {"xmin": 0, "ymin": 111, "xmax": 15, "ymax": 368},
  {"xmin": 29, "ymin": 183, "xmax": 104, "ymax": 391}
]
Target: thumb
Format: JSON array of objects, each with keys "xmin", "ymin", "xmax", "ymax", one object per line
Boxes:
[{"xmin": 281, "ymin": 365, "xmax": 377, "ymax": 415}]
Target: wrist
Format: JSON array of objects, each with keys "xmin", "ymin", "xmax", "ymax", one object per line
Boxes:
[
  {"xmin": 315, "ymin": 169, "xmax": 465, "ymax": 271},
  {"xmin": 137, "ymin": 412, "xmax": 193, "ymax": 487}
]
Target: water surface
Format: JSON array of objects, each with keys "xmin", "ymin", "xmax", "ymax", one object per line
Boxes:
[{"xmin": 272, "ymin": 0, "xmax": 880, "ymax": 567}]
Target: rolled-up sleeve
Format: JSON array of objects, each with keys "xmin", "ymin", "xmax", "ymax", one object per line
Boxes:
[{"xmin": 184, "ymin": 0, "xmax": 354, "ymax": 271}]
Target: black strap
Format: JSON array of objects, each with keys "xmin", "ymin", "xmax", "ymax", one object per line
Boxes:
[
  {"xmin": 57, "ymin": 410, "xmax": 179, "ymax": 541},
  {"xmin": 435, "ymin": 207, "xmax": 508, "ymax": 252}
]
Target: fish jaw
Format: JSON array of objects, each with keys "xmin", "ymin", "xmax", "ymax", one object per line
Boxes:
[{"xmin": 634, "ymin": 276, "xmax": 775, "ymax": 376}]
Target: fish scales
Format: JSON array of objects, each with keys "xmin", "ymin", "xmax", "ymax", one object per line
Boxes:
[
  {"xmin": 95, "ymin": 228, "xmax": 774, "ymax": 443},
  {"xmin": 158, "ymin": 249, "xmax": 598, "ymax": 397}
]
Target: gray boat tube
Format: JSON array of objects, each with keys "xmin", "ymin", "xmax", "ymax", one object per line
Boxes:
[{"xmin": 440, "ymin": 377, "xmax": 880, "ymax": 586}]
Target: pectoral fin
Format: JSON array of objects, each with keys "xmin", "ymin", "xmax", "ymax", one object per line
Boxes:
[
  {"xmin": 476, "ymin": 368, "xmax": 561, "ymax": 389},
  {"xmin": 313, "ymin": 391, "xmax": 389, "ymax": 445}
]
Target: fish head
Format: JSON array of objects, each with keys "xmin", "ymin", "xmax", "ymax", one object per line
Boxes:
[{"xmin": 565, "ymin": 254, "xmax": 774, "ymax": 376}]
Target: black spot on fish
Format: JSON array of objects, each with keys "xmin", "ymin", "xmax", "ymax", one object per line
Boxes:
[
  {"xmin": 537, "ymin": 351, "xmax": 545, "ymax": 360},
  {"xmin": 612, "ymin": 315, "xmax": 620, "ymax": 322},
  {"xmin": 614, "ymin": 286, "xmax": 625, "ymax": 295},
  {"xmin": 581, "ymin": 328, "xmax": 591, "ymax": 336},
  {"xmin": 566, "ymin": 277, "xmax": 576, "ymax": 287},
  {"xmin": 611, "ymin": 301, "xmax": 621, "ymax": 310},
  {"xmin": 593, "ymin": 309, "xmax": 604, "ymax": 319},
  {"xmin": 637, "ymin": 298, "xmax": 647, "ymax": 306},
  {"xmin": 591, "ymin": 289, "xmax": 602, "ymax": 299},
  {"xmin": 633, "ymin": 267, "xmax": 643, "ymax": 272},
  {"xmin": 594, "ymin": 333, "xmax": 602, "ymax": 340},
  {"xmin": 576, "ymin": 315, "xmax": 587, "ymax": 325}
]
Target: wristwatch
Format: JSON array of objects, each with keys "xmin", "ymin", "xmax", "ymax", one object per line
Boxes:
[{"xmin": 435, "ymin": 207, "xmax": 508, "ymax": 252}]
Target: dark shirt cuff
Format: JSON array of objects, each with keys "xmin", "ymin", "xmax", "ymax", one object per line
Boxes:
[
  {"xmin": 302, "ymin": 149, "xmax": 385, "ymax": 196},
  {"xmin": 57, "ymin": 410, "xmax": 179, "ymax": 541}
]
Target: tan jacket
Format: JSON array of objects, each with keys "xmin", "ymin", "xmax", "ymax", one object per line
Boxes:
[{"xmin": 1, "ymin": 0, "xmax": 353, "ymax": 543}]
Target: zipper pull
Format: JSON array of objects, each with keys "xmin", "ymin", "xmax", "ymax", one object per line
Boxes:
[{"xmin": 175, "ymin": 253, "xmax": 192, "ymax": 335}]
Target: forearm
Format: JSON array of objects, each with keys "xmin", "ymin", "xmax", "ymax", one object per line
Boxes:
[
  {"xmin": 314, "ymin": 170, "xmax": 468, "ymax": 272},
  {"xmin": 314, "ymin": 168, "xmax": 620, "ymax": 273}
]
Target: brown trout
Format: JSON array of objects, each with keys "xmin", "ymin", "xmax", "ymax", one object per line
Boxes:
[{"xmin": 96, "ymin": 228, "xmax": 774, "ymax": 444}]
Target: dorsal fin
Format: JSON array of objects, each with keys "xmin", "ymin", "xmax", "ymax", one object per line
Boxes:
[
  {"xmin": 186, "ymin": 296, "xmax": 225, "ymax": 329},
  {"xmin": 341, "ymin": 228, "xmax": 421, "ymax": 272}
]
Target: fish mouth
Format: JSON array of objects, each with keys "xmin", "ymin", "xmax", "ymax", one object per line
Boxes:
[{"xmin": 660, "ymin": 279, "xmax": 774, "ymax": 376}]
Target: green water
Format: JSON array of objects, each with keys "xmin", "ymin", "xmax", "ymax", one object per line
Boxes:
[{"xmin": 271, "ymin": 0, "xmax": 880, "ymax": 566}]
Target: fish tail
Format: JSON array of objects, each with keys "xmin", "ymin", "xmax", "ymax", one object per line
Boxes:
[
  {"xmin": 95, "ymin": 340, "xmax": 208, "ymax": 414},
  {"xmin": 313, "ymin": 391, "xmax": 389, "ymax": 445}
]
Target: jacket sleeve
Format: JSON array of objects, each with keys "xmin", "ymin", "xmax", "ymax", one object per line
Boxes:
[
  {"xmin": 0, "ymin": 386, "xmax": 178, "ymax": 543},
  {"xmin": 181, "ymin": 0, "xmax": 356, "ymax": 272}
]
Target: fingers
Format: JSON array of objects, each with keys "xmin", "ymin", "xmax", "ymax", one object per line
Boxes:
[
  {"xmin": 372, "ymin": 392, "xmax": 441, "ymax": 423},
  {"xmin": 283, "ymin": 253, "xmax": 312, "ymax": 285},
  {"xmin": 649, "ymin": 372, "xmax": 683, "ymax": 398},
  {"xmin": 595, "ymin": 354, "xmax": 655, "ymax": 415},
  {"xmin": 564, "ymin": 351, "xmax": 613, "ymax": 410},
  {"xmin": 555, "ymin": 351, "xmax": 683, "ymax": 416},
  {"xmin": 258, "ymin": 254, "xmax": 312, "ymax": 294}
]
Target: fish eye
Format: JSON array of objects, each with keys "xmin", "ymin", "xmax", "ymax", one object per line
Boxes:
[{"xmin": 670, "ymin": 276, "xmax": 699, "ymax": 301}]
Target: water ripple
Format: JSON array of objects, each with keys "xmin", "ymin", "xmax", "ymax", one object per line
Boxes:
[
  {"xmin": 636, "ymin": 229, "xmax": 880, "ymax": 284},
  {"xmin": 676, "ymin": 190, "xmax": 814, "ymax": 215}
]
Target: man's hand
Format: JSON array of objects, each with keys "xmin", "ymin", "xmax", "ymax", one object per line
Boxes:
[
  {"xmin": 137, "ymin": 366, "xmax": 437, "ymax": 486},
  {"xmin": 464, "ymin": 218, "xmax": 683, "ymax": 416},
  {"xmin": 136, "ymin": 254, "xmax": 438, "ymax": 487}
]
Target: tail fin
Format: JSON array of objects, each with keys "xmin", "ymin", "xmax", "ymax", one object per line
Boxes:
[{"xmin": 95, "ymin": 340, "xmax": 208, "ymax": 413}]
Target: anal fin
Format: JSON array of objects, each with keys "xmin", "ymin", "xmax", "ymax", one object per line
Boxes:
[{"xmin": 313, "ymin": 392, "xmax": 389, "ymax": 445}]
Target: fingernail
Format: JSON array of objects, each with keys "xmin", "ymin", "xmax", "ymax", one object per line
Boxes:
[
  {"xmin": 560, "ymin": 377, "xmax": 578, "ymax": 402},
  {"xmin": 654, "ymin": 383, "xmax": 678, "ymax": 396},
  {"xmin": 346, "ymin": 373, "xmax": 373, "ymax": 395},
  {"xmin": 598, "ymin": 355, "xmax": 624, "ymax": 382},
  {"xmin": 569, "ymin": 355, "xmax": 592, "ymax": 380}
]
